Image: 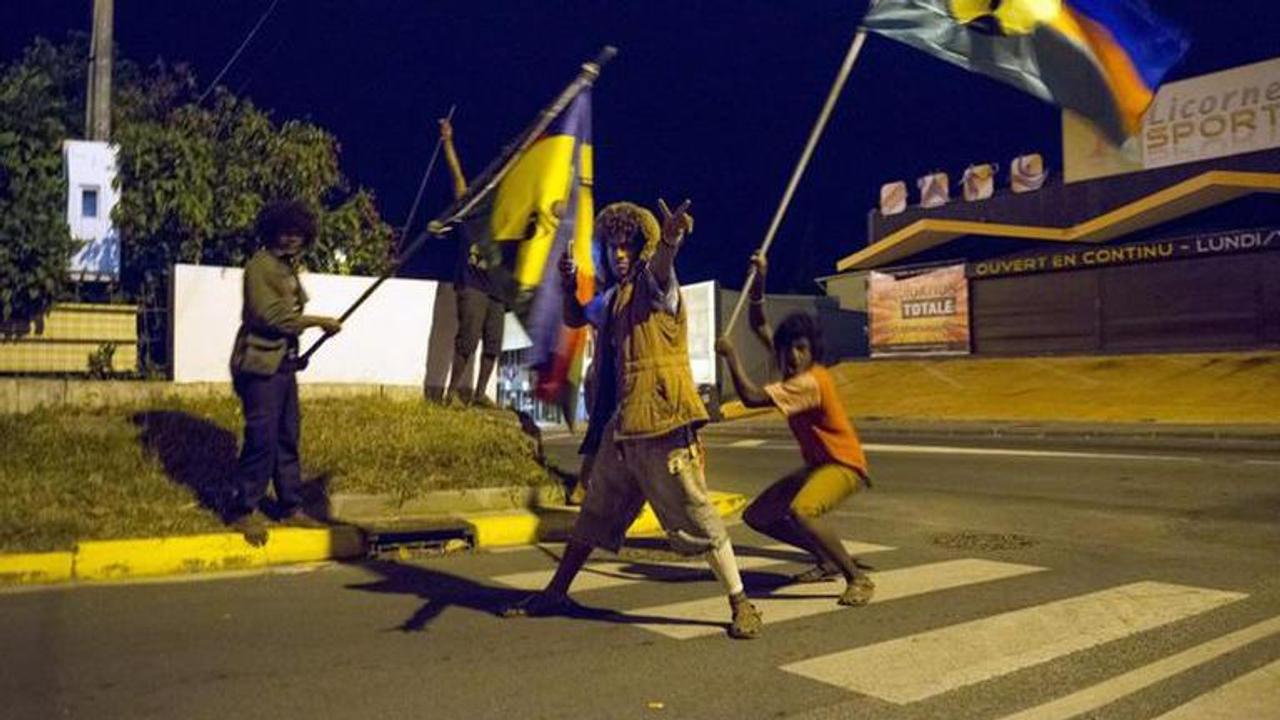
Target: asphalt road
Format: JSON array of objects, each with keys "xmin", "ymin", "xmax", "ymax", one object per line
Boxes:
[{"xmin": 2, "ymin": 429, "xmax": 1278, "ymax": 720}]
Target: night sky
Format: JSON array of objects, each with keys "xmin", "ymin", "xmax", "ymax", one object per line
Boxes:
[{"xmin": 4, "ymin": 1, "xmax": 1279, "ymax": 291}]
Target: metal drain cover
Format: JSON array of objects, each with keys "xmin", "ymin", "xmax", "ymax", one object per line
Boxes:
[
  {"xmin": 931, "ymin": 532, "xmax": 1037, "ymax": 551},
  {"xmin": 617, "ymin": 546, "xmax": 701, "ymax": 563}
]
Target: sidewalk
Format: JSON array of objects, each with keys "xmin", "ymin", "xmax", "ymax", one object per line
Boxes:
[{"xmin": 705, "ymin": 350, "xmax": 1280, "ymax": 451}]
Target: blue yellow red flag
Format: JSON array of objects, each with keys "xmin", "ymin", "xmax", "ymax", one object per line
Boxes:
[
  {"xmin": 862, "ymin": 0, "xmax": 1189, "ymax": 144},
  {"xmin": 464, "ymin": 90, "xmax": 595, "ymax": 402}
]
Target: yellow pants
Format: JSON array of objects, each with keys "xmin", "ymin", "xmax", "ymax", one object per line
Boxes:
[{"xmin": 743, "ymin": 463, "xmax": 863, "ymax": 529}]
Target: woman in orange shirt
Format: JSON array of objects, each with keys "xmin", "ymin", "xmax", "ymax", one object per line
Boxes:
[{"xmin": 716, "ymin": 254, "xmax": 875, "ymax": 606}]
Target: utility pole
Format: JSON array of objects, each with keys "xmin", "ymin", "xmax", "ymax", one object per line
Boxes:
[{"xmin": 85, "ymin": 0, "xmax": 113, "ymax": 141}]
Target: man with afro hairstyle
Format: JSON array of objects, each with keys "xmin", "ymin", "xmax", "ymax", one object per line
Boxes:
[
  {"xmin": 505, "ymin": 199, "xmax": 763, "ymax": 640},
  {"xmin": 226, "ymin": 199, "xmax": 343, "ymax": 542}
]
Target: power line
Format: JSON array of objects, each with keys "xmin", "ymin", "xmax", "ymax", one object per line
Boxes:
[
  {"xmin": 231, "ymin": 26, "xmax": 292, "ymax": 97},
  {"xmin": 397, "ymin": 104, "xmax": 457, "ymax": 255},
  {"xmin": 198, "ymin": 0, "xmax": 284, "ymax": 104}
]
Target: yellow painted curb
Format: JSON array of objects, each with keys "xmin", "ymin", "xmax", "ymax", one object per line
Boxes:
[
  {"xmin": 75, "ymin": 527, "xmax": 364, "ymax": 581},
  {"xmin": 467, "ymin": 512, "xmax": 543, "ymax": 548},
  {"xmin": 1, "ymin": 493, "xmax": 750, "ymax": 584},
  {"xmin": 463, "ymin": 491, "xmax": 750, "ymax": 548},
  {"xmin": 0, "ymin": 551, "xmax": 75, "ymax": 586},
  {"xmin": 625, "ymin": 491, "xmax": 749, "ymax": 537}
]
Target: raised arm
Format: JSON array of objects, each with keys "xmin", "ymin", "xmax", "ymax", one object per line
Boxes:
[
  {"xmin": 714, "ymin": 336, "xmax": 773, "ymax": 408},
  {"xmin": 650, "ymin": 198, "xmax": 693, "ymax": 291},
  {"xmin": 439, "ymin": 118, "xmax": 467, "ymax": 201},
  {"xmin": 746, "ymin": 252, "xmax": 773, "ymax": 352},
  {"xmin": 559, "ymin": 252, "xmax": 590, "ymax": 328}
]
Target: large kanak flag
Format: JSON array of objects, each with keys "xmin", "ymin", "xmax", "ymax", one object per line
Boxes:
[
  {"xmin": 463, "ymin": 90, "xmax": 595, "ymax": 402},
  {"xmin": 862, "ymin": 0, "xmax": 1189, "ymax": 144}
]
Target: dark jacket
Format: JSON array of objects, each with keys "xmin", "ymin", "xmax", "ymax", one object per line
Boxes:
[{"xmin": 229, "ymin": 249, "xmax": 309, "ymax": 377}]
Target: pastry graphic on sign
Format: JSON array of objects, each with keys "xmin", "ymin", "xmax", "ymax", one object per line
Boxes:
[
  {"xmin": 962, "ymin": 163, "xmax": 997, "ymax": 201},
  {"xmin": 880, "ymin": 180, "xmax": 908, "ymax": 215},
  {"xmin": 1011, "ymin": 153, "xmax": 1047, "ymax": 193},
  {"xmin": 917, "ymin": 172, "xmax": 950, "ymax": 208}
]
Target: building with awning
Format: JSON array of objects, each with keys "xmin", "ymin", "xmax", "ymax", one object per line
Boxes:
[{"xmin": 823, "ymin": 57, "xmax": 1280, "ymax": 358}]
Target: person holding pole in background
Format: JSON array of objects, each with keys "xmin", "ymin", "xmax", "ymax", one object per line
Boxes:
[
  {"xmin": 505, "ymin": 199, "xmax": 763, "ymax": 640},
  {"xmin": 227, "ymin": 200, "xmax": 342, "ymax": 542},
  {"xmin": 715, "ymin": 252, "xmax": 875, "ymax": 606},
  {"xmin": 440, "ymin": 117, "xmax": 507, "ymax": 406}
]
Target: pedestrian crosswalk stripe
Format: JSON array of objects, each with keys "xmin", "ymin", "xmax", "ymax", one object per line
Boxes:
[
  {"xmin": 636, "ymin": 558, "xmax": 1046, "ymax": 640},
  {"xmin": 1153, "ymin": 656, "xmax": 1280, "ymax": 719},
  {"xmin": 491, "ymin": 542, "xmax": 893, "ymax": 592},
  {"xmin": 781, "ymin": 581, "xmax": 1247, "ymax": 705},
  {"xmin": 728, "ymin": 439, "xmax": 767, "ymax": 448},
  {"xmin": 998, "ymin": 614, "xmax": 1280, "ymax": 720}
]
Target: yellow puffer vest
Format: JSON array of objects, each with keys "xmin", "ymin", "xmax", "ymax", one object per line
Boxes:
[{"xmin": 610, "ymin": 266, "xmax": 709, "ymax": 440}]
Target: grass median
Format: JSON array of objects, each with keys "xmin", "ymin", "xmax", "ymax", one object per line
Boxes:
[{"xmin": 0, "ymin": 396, "xmax": 551, "ymax": 553}]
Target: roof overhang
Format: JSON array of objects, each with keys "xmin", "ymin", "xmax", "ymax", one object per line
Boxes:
[{"xmin": 838, "ymin": 169, "xmax": 1280, "ymax": 272}]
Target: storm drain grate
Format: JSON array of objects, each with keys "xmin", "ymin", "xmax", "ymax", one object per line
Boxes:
[
  {"xmin": 931, "ymin": 531, "xmax": 1037, "ymax": 551},
  {"xmin": 365, "ymin": 526, "xmax": 475, "ymax": 560},
  {"xmin": 616, "ymin": 546, "xmax": 702, "ymax": 564}
]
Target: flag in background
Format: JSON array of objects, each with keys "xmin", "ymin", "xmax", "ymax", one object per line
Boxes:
[
  {"xmin": 464, "ymin": 90, "xmax": 595, "ymax": 403},
  {"xmin": 862, "ymin": 0, "xmax": 1189, "ymax": 144}
]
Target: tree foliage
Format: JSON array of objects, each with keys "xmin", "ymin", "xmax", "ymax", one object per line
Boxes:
[
  {"xmin": 0, "ymin": 35, "xmax": 395, "ymax": 334},
  {"xmin": 114, "ymin": 87, "xmax": 388, "ymax": 275},
  {"xmin": 0, "ymin": 38, "xmax": 81, "ymax": 326},
  {"xmin": 112, "ymin": 59, "xmax": 395, "ymax": 296}
]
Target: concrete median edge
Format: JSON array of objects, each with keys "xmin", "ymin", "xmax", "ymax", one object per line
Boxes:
[
  {"xmin": 0, "ymin": 492, "xmax": 750, "ymax": 588},
  {"xmin": 0, "ymin": 551, "xmax": 75, "ymax": 586}
]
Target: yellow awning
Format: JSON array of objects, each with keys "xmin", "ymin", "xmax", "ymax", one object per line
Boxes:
[{"xmin": 837, "ymin": 170, "xmax": 1280, "ymax": 271}]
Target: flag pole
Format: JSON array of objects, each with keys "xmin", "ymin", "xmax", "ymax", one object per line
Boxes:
[
  {"xmin": 439, "ymin": 45, "xmax": 615, "ymax": 229},
  {"xmin": 723, "ymin": 27, "xmax": 869, "ymax": 335},
  {"xmin": 299, "ymin": 46, "xmax": 617, "ymax": 366},
  {"xmin": 395, "ymin": 103, "xmax": 457, "ymax": 257}
]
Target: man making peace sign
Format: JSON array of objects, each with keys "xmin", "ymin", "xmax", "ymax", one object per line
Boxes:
[{"xmin": 504, "ymin": 198, "xmax": 762, "ymax": 640}]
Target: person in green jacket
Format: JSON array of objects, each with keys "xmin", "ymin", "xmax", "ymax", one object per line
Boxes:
[{"xmin": 227, "ymin": 200, "xmax": 342, "ymax": 541}]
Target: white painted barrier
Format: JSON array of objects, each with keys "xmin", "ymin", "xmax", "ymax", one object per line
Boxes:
[
  {"xmin": 171, "ymin": 264, "xmax": 438, "ymax": 385},
  {"xmin": 172, "ymin": 263, "xmax": 719, "ymax": 393}
]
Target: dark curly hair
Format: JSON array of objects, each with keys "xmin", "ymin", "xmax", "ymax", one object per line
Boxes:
[
  {"xmin": 255, "ymin": 199, "xmax": 317, "ymax": 246},
  {"xmin": 774, "ymin": 312, "xmax": 824, "ymax": 363},
  {"xmin": 594, "ymin": 201, "xmax": 659, "ymax": 283}
]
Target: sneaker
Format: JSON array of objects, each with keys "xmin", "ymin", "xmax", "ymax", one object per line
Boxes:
[
  {"xmin": 230, "ymin": 510, "xmax": 269, "ymax": 547},
  {"xmin": 501, "ymin": 592, "xmax": 575, "ymax": 618},
  {"xmin": 789, "ymin": 564, "xmax": 841, "ymax": 584},
  {"xmin": 788, "ymin": 556, "xmax": 876, "ymax": 584},
  {"xmin": 839, "ymin": 573, "xmax": 876, "ymax": 607},
  {"xmin": 729, "ymin": 595, "xmax": 763, "ymax": 639}
]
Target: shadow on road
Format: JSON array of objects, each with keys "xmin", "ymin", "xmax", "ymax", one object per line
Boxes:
[{"xmin": 345, "ymin": 535, "xmax": 808, "ymax": 630}]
